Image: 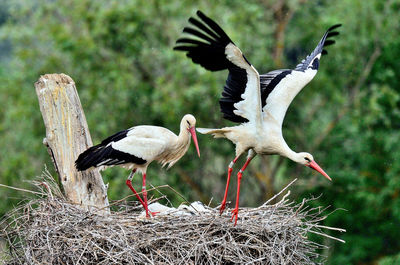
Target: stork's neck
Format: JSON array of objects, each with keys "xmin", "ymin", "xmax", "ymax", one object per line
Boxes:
[
  {"xmin": 278, "ymin": 139, "xmax": 302, "ymax": 164},
  {"xmin": 177, "ymin": 127, "xmax": 191, "ymax": 145},
  {"xmin": 174, "ymin": 122, "xmax": 191, "ymax": 151},
  {"xmin": 159, "ymin": 123, "xmax": 191, "ymax": 169}
]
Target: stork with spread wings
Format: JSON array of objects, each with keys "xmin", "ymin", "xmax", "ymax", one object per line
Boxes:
[{"xmin": 174, "ymin": 11, "xmax": 340, "ymax": 225}]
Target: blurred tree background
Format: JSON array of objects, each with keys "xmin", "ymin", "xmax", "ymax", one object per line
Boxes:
[{"xmin": 0, "ymin": 0, "xmax": 399, "ymax": 264}]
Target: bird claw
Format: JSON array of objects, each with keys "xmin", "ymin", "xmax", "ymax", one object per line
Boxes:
[
  {"xmin": 151, "ymin": 211, "xmax": 159, "ymax": 217},
  {"xmin": 145, "ymin": 210, "xmax": 159, "ymax": 218},
  {"xmin": 219, "ymin": 202, "xmax": 226, "ymax": 215},
  {"xmin": 231, "ymin": 208, "xmax": 239, "ymax": 226}
]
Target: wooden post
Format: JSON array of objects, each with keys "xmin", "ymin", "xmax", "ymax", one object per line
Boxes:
[{"xmin": 35, "ymin": 74, "xmax": 109, "ymax": 212}]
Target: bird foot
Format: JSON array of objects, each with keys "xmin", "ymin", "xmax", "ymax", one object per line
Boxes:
[
  {"xmin": 231, "ymin": 208, "xmax": 239, "ymax": 226},
  {"xmin": 219, "ymin": 202, "xmax": 227, "ymax": 215},
  {"xmin": 145, "ymin": 209, "xmax": 160, "ymax": 218}
]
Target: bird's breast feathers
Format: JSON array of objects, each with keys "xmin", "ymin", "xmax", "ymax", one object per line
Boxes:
[{"xmin": 224, "ymin": 123, "xmax": 284, "ymax": 155}]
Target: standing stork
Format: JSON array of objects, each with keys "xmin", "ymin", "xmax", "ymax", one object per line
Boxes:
[
  {"xmin": 75, "ymin": 114, "xmax": 200, "ymax": 217},
  {"xmin": 174, "ymin": 11, "xmax": 340, "ymax": 225}
]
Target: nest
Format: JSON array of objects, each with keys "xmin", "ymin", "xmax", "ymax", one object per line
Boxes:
[{"xmin": 1, "ymin": 176, "xmax": 345, "ymax": 265}]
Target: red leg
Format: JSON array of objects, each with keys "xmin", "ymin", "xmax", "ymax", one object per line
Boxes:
[
  {"xmin": 231, "ymin": 152, "xmax": 255, "ymax": 226},
  {"xmin": 142, "ymin": 173, "xmax": 149, "ymax": 217},
  {"xmin": 141, "ymin": 173, "xmax": 157, "ymax": 217},
  {"xmin": 220, "ymin": 156, "xmax": 240, "ymax": 215},
  {"xmin": 125, "ymin": 169, "xmax": 151, "ymax": 215}
]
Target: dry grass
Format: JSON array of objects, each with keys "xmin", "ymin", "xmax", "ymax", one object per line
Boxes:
[{"xmin": 1, "ymin": 173, "xmax": 345, "ymax": 265}]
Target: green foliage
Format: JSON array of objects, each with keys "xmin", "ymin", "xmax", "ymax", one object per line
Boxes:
[
  {"xmin": 379, "ymin": 252, "xmax": 400, "ymax": 265},
  {"xmin": 1, "ymin": 0, "xmax": 400, "ymax": 264}
]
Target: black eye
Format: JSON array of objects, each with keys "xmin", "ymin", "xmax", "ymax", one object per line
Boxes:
[
  {"xmin": 187, "ymin": 120, "xmax": 190, "ymax": 126},
  {"xmin": 304, "ymin": 157, "xmax": 311, "ymax": 162}
]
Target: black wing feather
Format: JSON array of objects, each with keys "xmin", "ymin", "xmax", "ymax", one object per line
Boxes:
[
  {"xmin": 175, "ymin": 38, "xmax": 208, "ymax": 46},
  {"xmin": 174, "ymin": 10, "xmax": 250, "ymax": 123},
  {"xmin": 188, "ymin": 17, "xmax": 220, "ymax": 40},
  {"xmin": 259, "ymin": 25, "xmax": 341, "ymax": 109},
  {"xmin": 100, "ymin": 129, "xmax": 130, "ymax": 145},
  {"xmin": 196, "ymin": 11, "xmax": 233, "ymax": 42},
  {"xmin": 259, "ymin": 70, "xmax": 292, "ymax": 106},
  {"xmin": 75, "ymin": 129, "xmax": 146, "ymax": 171},
  {"xmin": 183, "ymin": 27, "xmax": 216, "ymax": 44},
  {"xmin": 295, "ymin": 24, "xmax": 341, "ymax": 72}
]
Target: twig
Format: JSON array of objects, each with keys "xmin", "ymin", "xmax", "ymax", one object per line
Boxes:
[
  {"xmin": 0, "ymin": 183, "xmax": 45, "ymax": 196},
  {"xmin": 313, "ymin": 224, "xmax": 346, "ymax": 233},
  {"xmin": 308, "ymin": 230, "xmax": 346, "ymax": 244},
  {"xmin": 262, "ymin": 178, "xmax": 297, "ymax": 206}
]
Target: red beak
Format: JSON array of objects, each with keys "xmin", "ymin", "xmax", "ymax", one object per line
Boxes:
[
  {"xmin": 308, "ymin": 160, "xmax": 331, "ymax": 181},
  {"xmin": 189, "ymin": 127, "xmax": 200, "ymax": 157}
]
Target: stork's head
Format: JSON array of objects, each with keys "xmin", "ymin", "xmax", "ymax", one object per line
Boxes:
[
  {"xmin": 181, "ymin": 114, "xmax": 200, "ymax": 157},
  {"xmin": 182, "ymin": 114, "xmax": 196, "ymax": 128},
  {"xmin": 297, "ymin": 152, "xmax": 331, "ymax": 181}
]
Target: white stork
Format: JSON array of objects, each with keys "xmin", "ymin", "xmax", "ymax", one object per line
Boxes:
[
  {"xmin": 75, "ymin": 114, "xmax": 200, "ymax": 217},
  {"xmin": 174, "ymin": 11, "xmax": 340, "ymax": 225}
]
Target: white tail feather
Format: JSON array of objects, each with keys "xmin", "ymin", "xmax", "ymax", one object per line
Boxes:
[{"xmin": 196, "ymin": 127, "xmax": 228, "ymax": 138}]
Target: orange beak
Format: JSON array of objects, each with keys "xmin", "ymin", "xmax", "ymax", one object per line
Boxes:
[
  {"xmin": 188, "ymin": 127, "xmax": 200, "ymax": 157},
  {"xmin": 307, "ymin": 160, "xmax": 331, "ymax": 181}
]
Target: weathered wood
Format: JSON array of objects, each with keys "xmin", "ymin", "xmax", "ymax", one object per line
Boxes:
[{"xmin": 35, "ymin": 73, "xmax": 109, "ymax": 212}]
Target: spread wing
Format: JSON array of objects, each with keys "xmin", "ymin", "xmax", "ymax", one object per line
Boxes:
[
  {"xmin": 261, "ymin": 24, "xmax": 341, "ymax": 126},
  {"xmin": 174, "ymin": 10, "xmax": 262, "ymax": 125}
]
